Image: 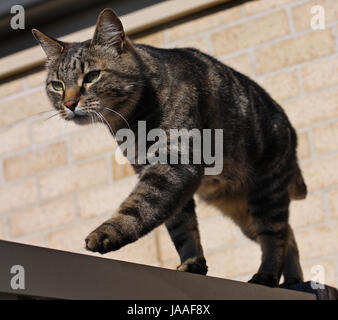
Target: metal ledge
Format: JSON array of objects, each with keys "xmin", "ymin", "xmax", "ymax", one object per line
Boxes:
[{"xmin": 0, "ymin": 240, "xmax": 315, "ymax": 300}]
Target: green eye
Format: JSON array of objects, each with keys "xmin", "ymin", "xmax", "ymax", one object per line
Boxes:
[
  {"xmin": 51, "ymin": 81, "xmax": 63, "ymax": 91},
  {"xmin": 83, "ymin": 71, "xmax": 100, "ymax": 83}
]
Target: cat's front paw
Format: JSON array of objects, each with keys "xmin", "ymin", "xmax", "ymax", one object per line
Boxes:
[
  {"xmin": 248, "ymin": 272, "xmax": 279, "ymax": 287},
  {"xmin": 85, "ymin": 222, "xmax": 123, "ymax": 254}
]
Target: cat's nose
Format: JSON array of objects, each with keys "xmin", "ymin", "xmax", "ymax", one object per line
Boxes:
[{"xmin": 64, "ymin": 99, "xmax": 79, "ymax": 112}]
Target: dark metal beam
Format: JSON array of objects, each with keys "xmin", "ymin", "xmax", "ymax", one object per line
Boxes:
[{"xmin": 0, "ymin": 240, "xmax": 315, "ymax": 300}]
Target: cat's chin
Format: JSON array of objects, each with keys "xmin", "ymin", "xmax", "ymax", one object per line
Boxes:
[{"xmin": 66, "ymin": 115, "xmax": 91, "ymax": 125}]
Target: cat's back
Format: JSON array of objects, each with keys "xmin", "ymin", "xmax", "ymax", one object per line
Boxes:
[
  {"xmin": 135, "ymin": 43, "xmax": 295, "ymax": 141},
  {"xmin": 135, "ymin": 43, "xmax": 281, "ymax": 112},
  {"xmin": 135, "ymin": 43, "xmax": 232, "ymax": 83}
]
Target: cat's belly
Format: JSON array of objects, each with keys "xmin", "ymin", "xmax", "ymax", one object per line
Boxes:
[
  {"xmin": 196, "ymin": 174, "xmax": 257, "ymax": 240},
  {"xmin": 197, "ymin": 157, "xmax": 250, "ymax": 198}
]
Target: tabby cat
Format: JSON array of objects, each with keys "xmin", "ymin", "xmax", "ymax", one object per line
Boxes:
[{"xmin": 32, "ymin": 9, "xmax": 307, "ymax": 287}]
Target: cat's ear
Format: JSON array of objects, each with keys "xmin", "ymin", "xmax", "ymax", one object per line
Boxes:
[
  {"xmin": 91, "ymin": 9, "xmax": 125, "ymax": 52},
  {"xmin": 32, "ymin": 29, "xmax": 64, "ymax": 59}
]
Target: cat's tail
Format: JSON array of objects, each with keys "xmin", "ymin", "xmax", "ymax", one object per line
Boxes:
[{"xmin": 288, "ymin": 164, "xmax": 307, "ymax": 200}]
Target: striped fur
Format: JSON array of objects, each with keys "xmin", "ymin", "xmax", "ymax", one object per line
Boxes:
[{"xmin": 33, "ymin": 9, "xmax": 307, "ymax": 287}]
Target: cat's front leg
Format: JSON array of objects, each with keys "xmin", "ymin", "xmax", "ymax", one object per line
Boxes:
[
  {"xmin": 165, "ymin": 199, "xmax": 207, "ymax": 275},
  {"xmin": 85, "ymin": 164, "xmax": 203, "ymax": 254}
]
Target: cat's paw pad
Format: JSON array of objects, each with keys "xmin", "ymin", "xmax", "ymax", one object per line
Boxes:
[
  {"xmin": 85, "ymin": 223, "xmax": 121, "ymax": 254},
  {"xmin": 177, "ymin": 257, "xmax": 208, "ymax": 275},
  {"xmin": 248, "ymin": 272, "xmax": 279, "ymax": 287}
]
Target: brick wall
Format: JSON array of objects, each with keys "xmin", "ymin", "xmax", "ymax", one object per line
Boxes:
[{"xmin": 0, "ymin": 0, "xmax": 337, "ymax": 288}]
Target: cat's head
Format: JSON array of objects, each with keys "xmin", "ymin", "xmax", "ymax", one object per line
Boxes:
[{"xmin": 32, "ymin": 9, "xmax": 141, "ymax": 127}]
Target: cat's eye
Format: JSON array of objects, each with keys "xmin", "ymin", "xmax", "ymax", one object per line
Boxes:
[
  {"xmin": 83, "ymin": 71, "xmax": 100, "ymax": 84},
  {"xmin": 51, "ymin": 81, "xmax": 63, "ymax": 91}
]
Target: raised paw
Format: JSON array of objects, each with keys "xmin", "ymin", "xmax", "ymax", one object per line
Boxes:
[
  {"xmin": 177, "ymin": 257, "xmax": 208, "ymax": 275},
  {"xmin": 248, "ymin": 272, "xmax": 279, "ymax": 287},
  {"xmin": 85, "ymin": 222, "xmax": 123, "ymax": 254}
]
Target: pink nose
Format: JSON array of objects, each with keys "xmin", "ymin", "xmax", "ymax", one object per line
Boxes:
[{"xmin": 64, "ymin": 99, "xmax": 78, "ymax": 112}]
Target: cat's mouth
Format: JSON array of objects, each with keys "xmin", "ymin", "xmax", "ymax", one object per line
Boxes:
[
  {"xmin": 72, "ymin": 114, "xmax": 90, "ymax": 124},
  {"xmin": 63, "ymin": 105, "xmax": 95, "ymax": 125},
  {"xmin": 75, "ymin": 113, "xmax": 101, "ymax": 126},
  {"xmin": 64, "ymin": 112, "xmax": 91, "ymax": 125}
]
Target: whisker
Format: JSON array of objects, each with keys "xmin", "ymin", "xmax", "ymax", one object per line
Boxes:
[
  {"xmin": 35, "ymin": 110, "xmax": 55, "ymax": 116},
  {"xmin": 94, "ymin": 110, "xmax": 110, "ymax": 132},
  {"xmin": 94, "ymin": 110, "xmax": 116, "ymax": 136},
  {"xmin": 43, "ymin": 111, "xmax": 61, "ymax": 122},
  {"xmin": 88, "ymin": 110, "xmax": 94, "ymax": 127},
  {"xmin": 88, "ymin": 109, "xmax": 104, "ymax": 128},
  {"xmin": 103, "ymin": 107, "xmax": 131, "ymax": 130}
]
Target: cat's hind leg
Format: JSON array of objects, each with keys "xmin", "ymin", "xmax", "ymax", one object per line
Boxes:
[
  {"xmin": 165, "ymin": 199, "xmax": 208, "ymax": 275},
  {"xmin": 280, "ymin": 224, "xmax": 303, "ymax": 286},
  {"xmin": 247, "ymin": 182, "xmax": 291, "ymax": 287}
]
